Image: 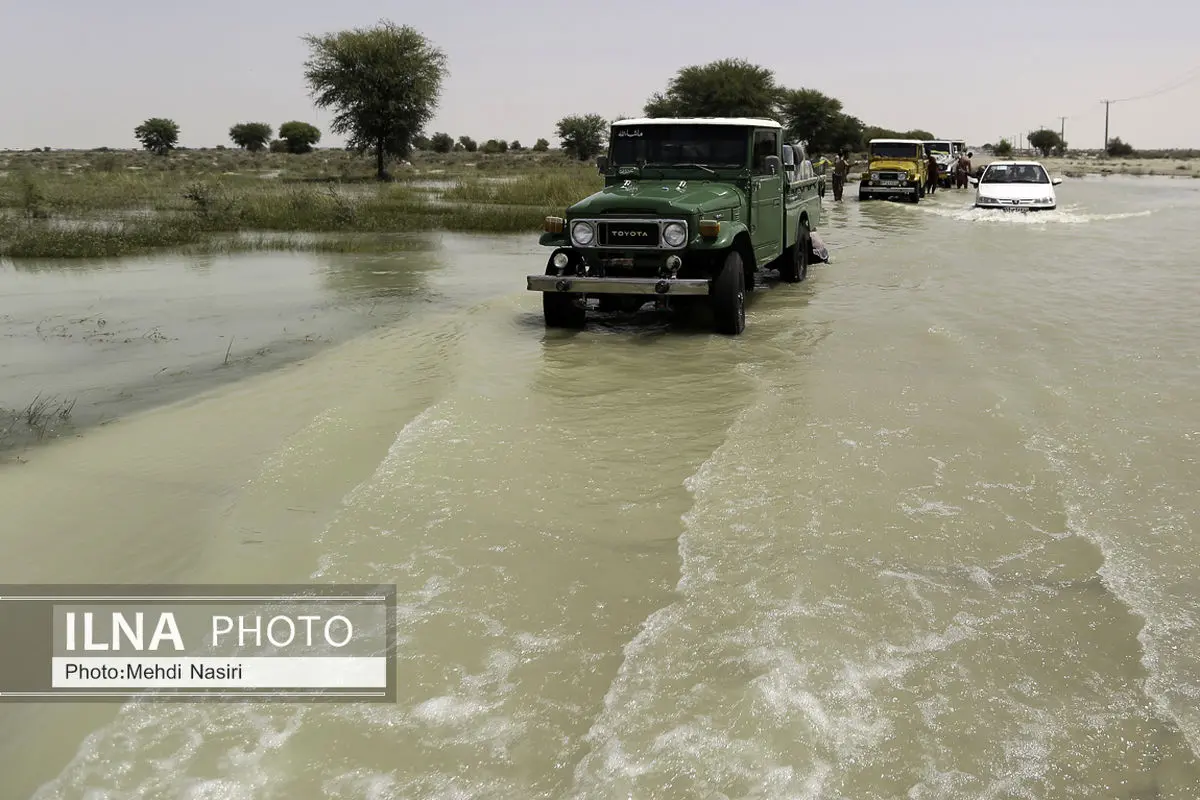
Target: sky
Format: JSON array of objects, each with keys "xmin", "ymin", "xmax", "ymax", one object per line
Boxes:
[{"xmin": 3, "ymin": 0, "xmax": 1200, "ymax": 153}]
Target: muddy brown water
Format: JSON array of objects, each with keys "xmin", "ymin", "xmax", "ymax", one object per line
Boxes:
[{"xmin": 1, "ymin": 176, "xmax": 1199, "ymax": 798}]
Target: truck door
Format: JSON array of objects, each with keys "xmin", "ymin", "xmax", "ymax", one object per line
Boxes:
[{"xmin": 750, "ymin": 128, "xmax": 783, "ymax": 263}]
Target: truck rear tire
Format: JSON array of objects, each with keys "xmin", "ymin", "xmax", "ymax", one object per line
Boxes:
[
  {"xmin": 780, "ymin": 220, "xmax": 810, "ymax": 283},
  {"xmin": 711, "ymin": 250, "xmax": 746, "ymax": 335}
]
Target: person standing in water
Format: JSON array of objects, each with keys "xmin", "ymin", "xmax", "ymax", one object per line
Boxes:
[
  {"xmin": 832, "ymin": 150, "xmax": 851, "ymax": 201},
  {"xmin": 926, "ymin": 152, "xmax": 941, "ymax": 195},
  {"xmin": 955, "ymin": 151, "xmax": 973, "ymax": 189}
]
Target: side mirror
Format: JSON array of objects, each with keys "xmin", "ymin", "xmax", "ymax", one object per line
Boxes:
[
  {"xmin": 764, "ymin": 155, "xmax": 782, "ymax": 175},
  {"xmin": 1051, "ymin": 177, "xmax": 1063, "ymax": 185},
  {"xmin": 595, "ymin": 155, "xmax": 609, "ymax": 172}
]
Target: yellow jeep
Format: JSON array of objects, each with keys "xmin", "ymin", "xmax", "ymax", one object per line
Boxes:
[{"xmin": 858, "ymin": 139, "xmax": 928, "ymax": 203}]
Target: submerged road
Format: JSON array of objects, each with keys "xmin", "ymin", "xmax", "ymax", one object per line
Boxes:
[{"xmin": 2, "ymin": 176, "xmax": 1199, "ymax": 798}]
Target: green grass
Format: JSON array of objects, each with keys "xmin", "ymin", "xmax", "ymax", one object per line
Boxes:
[
  {"xmin": 442, "ymin": 169, "xmax": 602, "ymax": 206},
  {"xmin": 0, "ymin": 147, "xmax": 588, "ymax": 258},
  {"xmin": 0, "ymin": 217, "xmax": 205, "ymax": 258}
]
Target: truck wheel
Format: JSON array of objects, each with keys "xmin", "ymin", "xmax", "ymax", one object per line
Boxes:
[
  {"xmin": 542, "ymin": 264, "xmax": 586, "ymax": 329},
  {"xmin": 711, "ymin": 251, "xmax": 746, "ymax": 335},
  {"xmin": 780, "ymin": 220, "xmax": 810, "ymax": 283}
]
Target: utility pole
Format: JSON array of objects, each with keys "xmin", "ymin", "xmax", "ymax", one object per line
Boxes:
[
  {"xmin": 1058, "ymin": 116, "xmax": 1066, "ymax": 142},
  {"xmin": 1101, "ymin": 100, "xmax": 1111, "ymax": 153}
]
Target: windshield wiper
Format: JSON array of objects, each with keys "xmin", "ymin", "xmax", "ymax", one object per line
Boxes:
[{"xmin": 644, "ymin": 162, "xmax": 719, "ymax": 176}]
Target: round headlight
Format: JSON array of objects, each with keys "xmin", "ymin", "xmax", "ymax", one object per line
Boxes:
[
  {"xmin": 662, "ymin": 222, "xmax": 687, "ymax": 247},
  {"xmin": 570, "ymin": 221, "xmax": 594, "ymax": 246},
  {"xmin": 870, "ymin": 172, "xmax": 879, "ymax": 181}
]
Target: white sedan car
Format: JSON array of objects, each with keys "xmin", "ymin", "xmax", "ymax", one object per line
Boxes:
[{"xmin": 970, "ymin": 160, "xmax": 1063, "ymax": 210}]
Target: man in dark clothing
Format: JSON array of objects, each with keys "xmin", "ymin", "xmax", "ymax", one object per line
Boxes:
[
  {"xmin": 926, "ymin": 153, "xmax": 941, "ymax": 195},
  {"xmin": 832, "ymin": 150, "xmax": 851, "ymax": 201}
]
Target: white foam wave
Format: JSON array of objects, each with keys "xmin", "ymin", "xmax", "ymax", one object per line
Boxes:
[
  {"xmin": 919, "ymin": 203, "xmax": 1154, "ymax": 225},
  {"xmin": 1023, "ymin": 432, "xmax": 1200, "ymax": 758},
  {"xmin": 32, "ymin": 706, "xmax": 307, "ymax": 799},
  {"xmin": 569, "ymin": 384, "xmax": 903, "ymax": 797},
  {"xmin": 311, "ymin": 402, "xmax": 450, "ymax": 579}
]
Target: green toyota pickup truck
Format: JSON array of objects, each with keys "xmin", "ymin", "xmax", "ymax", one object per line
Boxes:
[{"xmin": 527, "ymin": 117, "xmax": 823, "ymax": 336}]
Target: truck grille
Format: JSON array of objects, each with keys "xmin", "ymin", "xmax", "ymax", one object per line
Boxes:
[
  {"xmin": 878, "ymin": 172, "xmax": 903, "ymax": 182},
  {"xmin": 600, "ymin": 221, "xmax": 659, "ymax": 247}
]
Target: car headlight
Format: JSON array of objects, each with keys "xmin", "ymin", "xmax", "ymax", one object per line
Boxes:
[
  {"xmin": 870, "ymin": 172, "xmax": 879, "ymax": 181},
  {"xmin": 570, "ymin": 221, "xmax": 594, "ymax": 246},
  {"xmin": 662, "ymin": 222, "xmax": 687, "ymax": 247},
  {"xmin": 978, "ymin": 196, "xmax": 997, "ymax": 204}
]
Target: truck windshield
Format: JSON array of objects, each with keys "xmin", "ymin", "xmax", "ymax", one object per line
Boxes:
[
  {"xmin": 609, "ymin": 125, "xmax": 747, "ymax": 168},
  {"xmin": 924, "ymin": 142, "xmax": 951, "ymax": 155},
  {"xmin": 870, "ymin": 143, "xmax": 923, "ymax": 160}
]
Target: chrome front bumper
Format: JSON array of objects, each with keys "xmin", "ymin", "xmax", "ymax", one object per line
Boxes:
[
  {"xmin": 859, "ymin": 184, "xmax": 918, "ymax": 194},
  {"xmin": 527, "ymin": 275, "xmax": 710, "ymax": 296},
  {"xmin": 975, "ymin": 202, "xmax": 1055, "ymax": 211}
]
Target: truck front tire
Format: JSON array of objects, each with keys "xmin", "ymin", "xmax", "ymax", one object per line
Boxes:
[
  {"xmin": 711, "ymin": 250, "xmax": 746, "ymax": 335},
  {"xmin": 542, "ymin": 263, "xmax": 586, "ymax": 329}
]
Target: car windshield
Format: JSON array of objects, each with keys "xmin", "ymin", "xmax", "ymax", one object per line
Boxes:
[
  {"xmin": 609, "ymin": 124, "xmax": 747, "ymax": 168},
  {"xmin": 981, "ymin": 164, "xmax": 1049, "ymax": 184},
  {"xmin": 924, "ymin": 142, "xmax": 951, "ymax": 155},
  {"xmin": 870, "ymin": 143, "xmax": 923, "ymax": 160}
]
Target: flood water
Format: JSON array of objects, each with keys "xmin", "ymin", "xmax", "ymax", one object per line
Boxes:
[{"xmin": 1, "ymin": 175, "xmax": 1199, "ymax": 798}]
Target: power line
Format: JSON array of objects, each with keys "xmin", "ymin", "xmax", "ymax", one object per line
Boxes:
[
  {"xmin": 1109, "ymin": 63, "xmax": 1200, "ymax": 104},
  {"xmin": 1098, "ymin": 61, "xmax": 1200, "ymax": 149},
  {"xmin": 1023, "ymin": 63, "xmax": 1200, "ymax": 151}
]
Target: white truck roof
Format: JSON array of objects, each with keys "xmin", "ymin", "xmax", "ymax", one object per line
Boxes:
[{"xmin": 613, "ymin": 117, "xmax": 782, "ymax": 129}]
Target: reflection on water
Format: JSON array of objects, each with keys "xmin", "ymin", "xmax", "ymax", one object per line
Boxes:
[{"xmin": 0, "ymin": 239, "xmax": 443, "ymax": 443}]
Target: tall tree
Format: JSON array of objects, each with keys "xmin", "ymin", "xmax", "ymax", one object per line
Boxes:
[
  {"xmin": 229, "ymin": 122, "xmax": 273, "ymax": 152},
  {"xmin": 556, "ymin": 114, "xmax": 607, "ymax": 161},
  {"xmin": 643, "ymin": 59, "xmax": 781, "ymax": 119},
  {"xmin": 1027, "ymin": 129, "xmax": 1063, "ymax": 157},
  {"xmin": 302, "ymin": 20, "xmax": 448, "ymax": 180},
  {"xmin": 1106, "ymin": 137, "xmax": 1133, "ymax": 156},
  {"xmin": 134, "ymin": 118, "xmax": 179, "ymax": 155},
  {"xmin": 278, "ymin": 121, "xmax": 322, "ymax": 154},
  {"xmin": 777, "ymin": 88, "xmax": 864, "ymax": 154}
]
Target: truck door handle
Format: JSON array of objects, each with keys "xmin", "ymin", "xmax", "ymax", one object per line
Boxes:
[{"xmin": 773, "ymin": 199, "xmax": 781, "ymax": 207}]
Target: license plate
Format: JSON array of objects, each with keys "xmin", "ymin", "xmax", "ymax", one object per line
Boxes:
[
  {"xmin": 606, "ymin": 258, "xmax": 634, "ymax": 267},
  {"xmin": 878, "ymin": 180, "xmax": 900, "ymax": 186}
]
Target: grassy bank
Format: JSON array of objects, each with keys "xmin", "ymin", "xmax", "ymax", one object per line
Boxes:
[
  {"xmin": 4, "ymin": 145, "xmax": 1196, "ymax": 259},
  {"xmin": 0, "ymin": 148, "xmax": 604, "ymax": 258}
]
